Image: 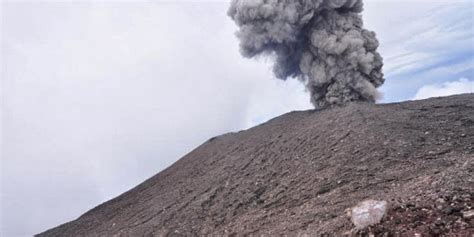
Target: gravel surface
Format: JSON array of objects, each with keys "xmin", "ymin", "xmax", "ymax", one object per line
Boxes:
[{"xmin": 38, "ymin": 94, "xmax": 474, "ymax": 236}]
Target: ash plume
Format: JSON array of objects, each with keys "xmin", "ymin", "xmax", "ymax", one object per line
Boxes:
[{"xmin": 228, "ymin": 0, "xmax": 385, "ymax": 109}]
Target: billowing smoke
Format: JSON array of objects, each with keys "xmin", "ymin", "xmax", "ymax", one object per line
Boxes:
[{"xmin": 228, "ymin": 0, "xmax": 384, "ymax": 109}]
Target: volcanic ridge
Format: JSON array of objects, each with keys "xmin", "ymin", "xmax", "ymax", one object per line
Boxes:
[{"xmin": 38, "ymin": 94, "xmax": 474, "ymax": 236}]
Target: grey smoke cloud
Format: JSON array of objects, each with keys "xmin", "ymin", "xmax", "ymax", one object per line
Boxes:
[{"xmin": 228, "ymin": 0, "xmax": 384, "ymax": 109}]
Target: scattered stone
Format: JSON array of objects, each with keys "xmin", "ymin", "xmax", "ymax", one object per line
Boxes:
[
  {"xmin": 462, "ymin": 210, "xmax": 474, "ymax": 219},
  {"xmin": 350, "ymin": 200, "xmax": 387, "ymax": 229},
  {"xmin": 436, "ymin": 198, "xmax": 446, "ymax": 203},
  {"xmin": 443, "ymin": 206, "xmax": 454, "ymax": 215},
  {"xmin": 317, "ymin": 186, "xmax": 331, "ymax": 195}
]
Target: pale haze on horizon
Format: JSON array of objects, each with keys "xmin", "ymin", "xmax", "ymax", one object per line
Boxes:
[{"xmin": 1, "ymin": 1, "xmax": 473, "ymax": 236}]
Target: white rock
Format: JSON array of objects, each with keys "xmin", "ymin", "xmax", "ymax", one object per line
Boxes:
[{"xmin": 350, "ymin": 200, "xmax": 387, "ymax": 229}]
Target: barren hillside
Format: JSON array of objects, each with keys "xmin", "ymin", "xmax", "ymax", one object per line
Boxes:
[{"xmin": 38, "ymin": 94, "xmax": 474, "ymax": 236}]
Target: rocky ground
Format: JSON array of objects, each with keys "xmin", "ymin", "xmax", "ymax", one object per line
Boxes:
[{"xmin": 38, "ymin": 94, "xmax": 473, "ymax": 236}]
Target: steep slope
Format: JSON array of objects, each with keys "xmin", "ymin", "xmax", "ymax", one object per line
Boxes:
[{"xmin": 38, "ymin": 94, "xmax": 474, "ymax": 236}]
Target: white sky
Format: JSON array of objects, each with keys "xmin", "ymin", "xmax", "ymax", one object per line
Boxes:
[{"xmin": 1, "ymin": 1, "xmax": 473, "ymax": 236}]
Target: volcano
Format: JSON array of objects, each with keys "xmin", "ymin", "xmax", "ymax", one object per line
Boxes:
[{"xmin": 38, "ymin": 94, "xmax": 473, "ymax": 236}]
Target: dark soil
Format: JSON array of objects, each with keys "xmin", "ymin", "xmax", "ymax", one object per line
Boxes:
[{"xmin": 37, "ymin": 94, "xmax": 474, "ymax": 236}]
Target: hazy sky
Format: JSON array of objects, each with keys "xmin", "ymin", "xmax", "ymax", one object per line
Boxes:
[{"xmin": 1, "ymin": 1, "xmax": 473, "ymax": 236}]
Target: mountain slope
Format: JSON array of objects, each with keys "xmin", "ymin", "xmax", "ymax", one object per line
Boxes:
[{"xmin": 38, "ymin": 94, "xmax": 474, "ymax": 236}]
